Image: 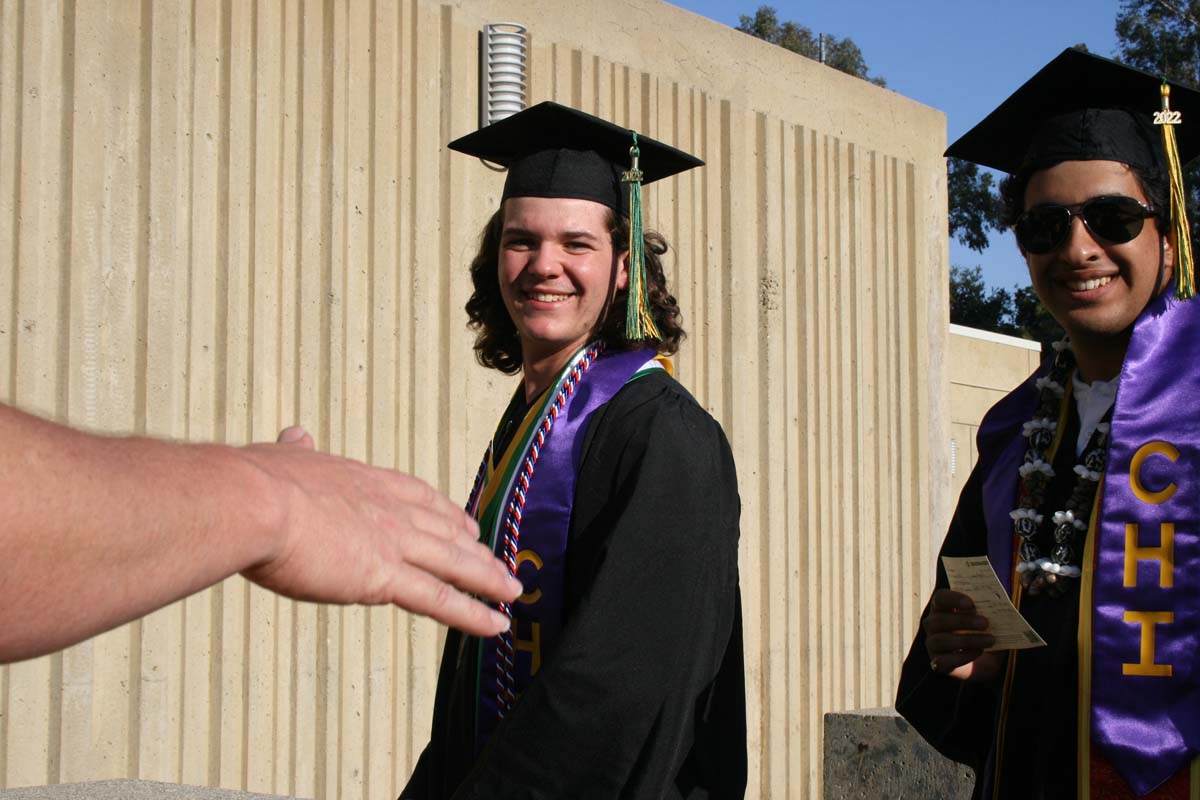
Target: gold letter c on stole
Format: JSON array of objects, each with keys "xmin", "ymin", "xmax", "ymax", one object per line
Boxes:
[
  {"xmin": 1130, "ymin": 441, "xmax": 1180, "ymax": 505},
  {"xmin": 515, "ymin": 550, "xmax": 544, "ymax": 604},
  {"xmin": 513, "ymin": 549, "xmax": 543, "ymax": 676}
]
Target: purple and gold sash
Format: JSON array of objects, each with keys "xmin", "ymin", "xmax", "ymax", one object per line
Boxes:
[
  {"xmin": 1088, "ymin": 289, "xmax": 1200, "ymax": 796},
  {"xmin": 976, "ymin": 288, "xmax": 1200, "ymax": 796},
  {"xmin": 465, "ymin": 343, "xmax": 660, "ymax": 752}
]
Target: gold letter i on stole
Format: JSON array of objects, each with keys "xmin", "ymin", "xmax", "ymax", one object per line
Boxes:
[{"xmin": 1122, "ymin": 611, "xmax": 1174, "ymax": 677}]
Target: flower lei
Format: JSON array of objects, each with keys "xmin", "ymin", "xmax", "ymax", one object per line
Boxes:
[{"xmin": 1010, "ymin": 338, "xmax": 1111, "ymax": 597}]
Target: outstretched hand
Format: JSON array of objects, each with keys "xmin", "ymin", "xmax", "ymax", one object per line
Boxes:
[
  {"xmin": 923, "ymin": 589, "xmax": 1004, "ymax": 682},
  {"xmin": 238, "ymin": 426, "xmax": 520, "ymax": 637}
]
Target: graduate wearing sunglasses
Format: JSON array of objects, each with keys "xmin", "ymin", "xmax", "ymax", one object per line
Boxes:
[{"xmin": 896, "ymin": 49, "xmax": 1200, "ymax": 799}]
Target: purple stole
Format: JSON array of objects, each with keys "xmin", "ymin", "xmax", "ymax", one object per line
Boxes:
[
  {"xmin": 468, "ymin": 345, "xmax": 658, "ymax": 752},
  {"xmin": 976, "ymin": 288, "xmax": 1200, "ymax": 796}
]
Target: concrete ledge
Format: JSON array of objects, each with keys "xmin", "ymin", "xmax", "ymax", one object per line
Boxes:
[
  {"xmin": 0, "ymin": 781, "xmax": 306, "ymax": 800},
  {"xmin": 824, "ymin": 706, "xmax": 974, "ymax": 799}
]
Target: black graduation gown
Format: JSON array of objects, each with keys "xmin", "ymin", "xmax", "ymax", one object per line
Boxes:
[
  {"xmin": 896, "ymin": 406, "xmax": 1084, "ymax": 799},
  {"xmin": 403, "ymin": 370, "xmax": 747, "ymax": 800}
]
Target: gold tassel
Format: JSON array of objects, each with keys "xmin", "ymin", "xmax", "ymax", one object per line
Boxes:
[
  {"xmin": 622, "ymin": 133, "xmax": 660, "ymax": 341},
  {"xmin": 1159, "ymin": 81, "xmax": 1195, "ymax": 300}
]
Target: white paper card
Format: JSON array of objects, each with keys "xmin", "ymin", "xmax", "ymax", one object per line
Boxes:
[{"xmin": 941, "ymin": 556, "xmax": 1047, "ymax": 651}]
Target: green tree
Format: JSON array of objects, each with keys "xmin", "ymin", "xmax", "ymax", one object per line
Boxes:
[
  {"xmin": 1116, "ymin": 0, "xmax": 1200, "ymax": 84},
  {"xmin": 1116, "ymin": 0, "xmax": 1200, "ymax": 255},
  {"xmin": 948, "ymin": 157, "xmax": 1006, "ymax": 253},
  {"xmin": 735, "ymin": 6, "xmax": 886, "ymax": 87},
  {"xmin": 950, "ymin": 269, "xmax": 1065, "ymax": 346},
  {"xmin": 949, "ymin": 266, "xmax": 1017, "ymax": 334}
]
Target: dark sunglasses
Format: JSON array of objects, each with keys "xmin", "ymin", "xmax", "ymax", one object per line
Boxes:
[{"xmin": 1014, "ymin": 195, "xmax": 1159, "ymax": 254}]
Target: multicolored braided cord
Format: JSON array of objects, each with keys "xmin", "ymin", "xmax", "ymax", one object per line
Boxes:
[{"xmin": 492, "ymin": 341, "xmax": 603, "ymax": 717}]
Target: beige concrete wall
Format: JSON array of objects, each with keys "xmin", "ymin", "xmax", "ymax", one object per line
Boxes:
[
  {"xmin": 0, "ymin": 1, "xmax": 949, "ymax": 797},
  {"xmin": 947, "ymin": 324, "xmax": 1042, "ymax": 504}
]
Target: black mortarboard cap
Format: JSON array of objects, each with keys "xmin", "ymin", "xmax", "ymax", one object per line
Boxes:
[
  {"xmin": 946, "ymin": 48, "xmax": 1200, "ymax": 174},
  {"xmin": 449, "ymin": 101, "xmax": 703, "ymax": 340},
  {"xmin": 446, "ymin": 101, "xmax": 703, "ymax": 216}
]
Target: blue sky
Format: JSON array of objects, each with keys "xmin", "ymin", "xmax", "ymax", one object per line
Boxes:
[{"xmin": 668, "ymin": 0, "xmax": 1123, "ymax": 291}]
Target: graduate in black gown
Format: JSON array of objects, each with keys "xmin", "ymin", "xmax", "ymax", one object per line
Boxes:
[
  {"xmin": 899, "ymin": 404, "xmax": 1088, "ymax": 797},
  {"xmin": 402, "ymin": 103, "xmax": 746, "ymax": 800},
  {"xmin": 897, "ymin": 50, "xmax": 1200, "ymax": 799}
]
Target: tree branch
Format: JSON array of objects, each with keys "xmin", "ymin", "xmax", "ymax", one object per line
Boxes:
[{"xmin": 1151, "ymin": 0, "xmax": 1200, "ymax": 28}]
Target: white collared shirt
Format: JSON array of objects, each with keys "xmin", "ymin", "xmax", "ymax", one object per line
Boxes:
[{"xmin": 1072, "ymin": 374, "xmax": 1118, "ymax": 456}]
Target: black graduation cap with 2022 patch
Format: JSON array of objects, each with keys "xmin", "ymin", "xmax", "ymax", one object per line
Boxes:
[
  {"xmin": 948, "ymin": 47, "xmax": 1200, "ymax": 299},
  {"xmin": 446, "ymin": 101, "xmax": 703, "ymax": 216},
  {"xmin": 946, "ymin": 47, "xmax": 1200, "ymax": 174}
]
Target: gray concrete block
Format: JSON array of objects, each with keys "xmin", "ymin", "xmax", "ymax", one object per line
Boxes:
[
  {"xmin": 0, "ymin": 780, "xmax": 307, "ymax": 800},
  {"xmin": 824, "ymin": 706, "xmax": 974, "ymax": 800}
]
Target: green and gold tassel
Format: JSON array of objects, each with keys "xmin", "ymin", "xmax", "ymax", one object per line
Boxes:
[
  {"xmin": 1160, "ymin": 81, "xmax": 1195, "ymax": 300},
  {"xmin": 622, "ymin": 132, "xmax": 660, "ymax": 341}
]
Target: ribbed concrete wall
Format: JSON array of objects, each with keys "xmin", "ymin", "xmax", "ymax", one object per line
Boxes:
[
  {"xmin": 947, "ymin": 325, "xmax": 1042, "ymax": 505},
  {"xmin": 0, "ymin": 1, "xmax": 950, "ymax": 797}
]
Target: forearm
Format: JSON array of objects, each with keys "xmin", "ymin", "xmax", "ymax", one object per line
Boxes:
[{"xmin": 0, "ymin": 403, "xmax": 280, "ymax": 662}]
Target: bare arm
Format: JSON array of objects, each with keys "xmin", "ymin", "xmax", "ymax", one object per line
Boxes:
[{"xmin": 0, "ymin": 403, "xmax": 520, "ymax": 664}]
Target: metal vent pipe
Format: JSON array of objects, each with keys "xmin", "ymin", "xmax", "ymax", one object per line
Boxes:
[{"xmin": 480, "ymin": 23, "xmax": 528, "ymax": 127}]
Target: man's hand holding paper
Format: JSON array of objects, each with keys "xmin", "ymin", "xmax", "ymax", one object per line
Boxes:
[
  {"xmin": 923, "ymin": 556, "xmax": 1046, "ymax": 683},
  {"xmin": 941, "ymin": 556, "xmax": 1048, "ymax": 651}
]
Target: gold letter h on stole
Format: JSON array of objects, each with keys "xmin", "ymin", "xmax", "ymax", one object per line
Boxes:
[
  {"xmin": 1122, "ymin": 441, "xmax": 1179, "ymax": 678},
  {"xmin": 1122, "ymin": 524, "xmax": 1175, "ymax": 677}
]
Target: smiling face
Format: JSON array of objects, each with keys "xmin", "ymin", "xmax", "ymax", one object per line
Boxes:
[
  {"xmin": 1022, "ymin": 159, "xmax": 1173, "ymax": 364},
  {"xmin": 498, "ymin": 196, "xmax": 628, "ymax": 376}
]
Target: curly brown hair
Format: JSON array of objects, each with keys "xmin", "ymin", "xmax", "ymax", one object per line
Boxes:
[{"xmin": 464, "ymin": 203, "xmax": 686, "ymax": 374}]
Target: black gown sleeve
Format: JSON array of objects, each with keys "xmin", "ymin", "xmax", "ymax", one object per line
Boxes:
[
  {"xmin": 448, "ymin": 378, "xmax": 744, "ymax": 800},
  {"xmin": 895, "ymin": 461, "xmax": 1003, "ymax": 776}
]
